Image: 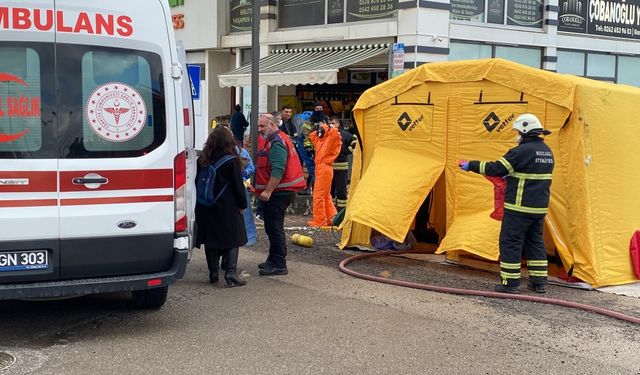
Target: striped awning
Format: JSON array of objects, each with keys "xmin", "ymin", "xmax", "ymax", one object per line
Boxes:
[{"xmin": 218, "ymin": 44, "xmax": 390, "ymax": 87}]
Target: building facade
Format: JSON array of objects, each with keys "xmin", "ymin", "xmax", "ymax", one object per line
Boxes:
[{"xmin": 171, "ymin": 0, "xmax": 640, "ymax": 145}]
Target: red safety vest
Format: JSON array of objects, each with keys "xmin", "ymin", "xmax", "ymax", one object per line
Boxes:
[{"xmin": 254, "ymin": 131, "xmax": 305, "ymax": 194}]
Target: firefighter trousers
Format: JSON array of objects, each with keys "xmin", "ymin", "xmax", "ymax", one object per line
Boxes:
[
  {"xmin": 498, "ymin": 211, "xmax": 548, "ymax": 286},
  {"xmin": 331, "ymin": 169, "xmax": 348, "ymax": 210}
]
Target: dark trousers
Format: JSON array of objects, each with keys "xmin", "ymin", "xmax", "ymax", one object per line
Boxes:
[
  {"xmin": 331, "ymin": 169, "xmax": 348, "ymax": 209},
  {"xmin": 499, "ymin": 211, "xmax": 547, "ymax": 286},
  {"xmin": 263, "ymin": 193, "xmax": 294, "ymax": 268}
]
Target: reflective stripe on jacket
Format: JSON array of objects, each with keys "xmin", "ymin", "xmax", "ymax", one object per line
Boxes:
[
  {"xmin": 468, "ymin": 137, "xmax": 554, "ymax": 217},
  {"xmin": 254, "ymin": 131, "xmax": 306, "ymax": 193}
]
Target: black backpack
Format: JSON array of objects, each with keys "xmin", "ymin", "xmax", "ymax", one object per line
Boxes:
[{"xmin": 196, "ymin": 154, "xmax": 236, "ymax": 206}]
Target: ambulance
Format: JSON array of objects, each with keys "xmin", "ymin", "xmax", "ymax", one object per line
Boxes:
[{"xmin": 0, "ymin": 0, "xmax": 196, "ymax": 308}]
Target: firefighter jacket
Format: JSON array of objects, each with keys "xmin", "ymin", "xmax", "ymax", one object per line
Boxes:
[
  {"xmin": 468, "ymin": 137, "xmax": 554, "ymax": 217},
  {"xmin": 254, "ymin": 131, "xmax": 306, "ymax": 194},
  {"xmin": 301, "ymin": 120, "xmax": 317, "ymax": 152},
  {"xmin": 333, "ymin": 130, "xmax": 357, "ymax": 171}
]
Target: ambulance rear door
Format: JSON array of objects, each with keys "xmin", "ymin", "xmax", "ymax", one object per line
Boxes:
[
  {"xmin": 55, "ymin": 0, "xmax": 179, "ymax": 279},
  {"xmin": 0, "ymin": 2, "xmax": 59, "ymax": 282}
]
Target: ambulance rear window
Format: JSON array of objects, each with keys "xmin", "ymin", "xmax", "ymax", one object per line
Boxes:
[
  {"xmin": 58, "ymin": 45, "xmax": 166, "ymax": 158},
  {"xmin": 0, "ymin": 46, "xmax": 49, "ymax": 155}
]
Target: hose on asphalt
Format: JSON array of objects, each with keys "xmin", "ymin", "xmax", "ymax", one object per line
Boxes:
[{"xmin": 338, "ymin": 249, "xmax": 640, "ymax": 325}]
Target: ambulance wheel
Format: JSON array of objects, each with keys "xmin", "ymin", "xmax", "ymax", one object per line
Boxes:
[{"xmin": 132, "ymin": 286, "xmax": 168, "ymax": 309}]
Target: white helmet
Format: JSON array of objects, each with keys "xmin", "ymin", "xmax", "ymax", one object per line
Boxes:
[{"xmin": 512, "ymin": 113, "xmax": 544, "ymax": 134}]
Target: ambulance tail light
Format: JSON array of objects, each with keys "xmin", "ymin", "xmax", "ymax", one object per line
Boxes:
[{"xmin": 174, "ymin": 151, "xmax": 187, "ymax": 234}]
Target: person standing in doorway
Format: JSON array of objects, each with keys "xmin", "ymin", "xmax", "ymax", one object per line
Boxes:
[
  {"xmin": 255, "ymin": 113, "xmax": 305, "ymax": 276},
  {"xmin": 195, "ymin": 126, "xmax": 248, "ymax": 287},
  {"xmin": 459, "ymin": 113, "xmax": 553, "ymax": 294},
  {"xmin": 330, "ymin": 116, "xmax": 357, "ymax": 212},
  {"xmin": 230, "ymin": 104, "xmax": 248, "ymax": 148}
]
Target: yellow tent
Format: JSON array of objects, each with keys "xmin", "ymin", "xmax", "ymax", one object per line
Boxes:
[{"xmin": 339, "ymin": 58, "xmax": 640, "ymax": 288}]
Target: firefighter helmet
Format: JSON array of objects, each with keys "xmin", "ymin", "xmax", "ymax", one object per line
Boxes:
[{"xmin": 513, "ymin": 113, "xmax": 543, "ymax": 134}]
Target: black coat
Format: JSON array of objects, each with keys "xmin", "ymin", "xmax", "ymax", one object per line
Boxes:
[
  {"xmin": 195, "ymin": 151, "xmax": 248, "ymax": 249},
  {"xmin": 230, "ymin": 111, "xmax": 248, "ymax": 141}
]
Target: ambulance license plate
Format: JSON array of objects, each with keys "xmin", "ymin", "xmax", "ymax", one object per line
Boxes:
[{"xmin": 0, "ymin": 250, "xmax": 48, "ymax": 272}]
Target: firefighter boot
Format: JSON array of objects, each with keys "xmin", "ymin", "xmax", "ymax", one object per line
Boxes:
[
  {"xmin": 494, "ymin": 280, "xmax": 520, "ymax": 294},
  {"xmin": 222, "ymin": 247, "xmax": 247, "ymax": 288},
  {"xmin": 527, "ymin": 276, "xmax": 547, "ymax": 293}
]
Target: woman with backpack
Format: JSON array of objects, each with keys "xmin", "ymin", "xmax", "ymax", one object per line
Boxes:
[{"xmin": 195, "ymin": 126, "xmax": 248, "ymax": 287}]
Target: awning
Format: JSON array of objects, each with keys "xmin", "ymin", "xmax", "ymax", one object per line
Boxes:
[{"xmin": 218, "ymin": 43, "xmax": 390, "ymax": 87}]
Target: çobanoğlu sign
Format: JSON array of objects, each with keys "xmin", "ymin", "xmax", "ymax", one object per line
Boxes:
[{"xmin": 560, "ymin": 0, "xmax": 640, "ymax": 39}]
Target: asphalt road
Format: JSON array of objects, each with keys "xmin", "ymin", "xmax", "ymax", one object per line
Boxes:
[{"xmin": 1, "ymin": 216, "xmax": 639, "ymax": 374}]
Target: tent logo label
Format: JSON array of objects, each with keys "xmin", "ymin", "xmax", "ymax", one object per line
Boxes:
[
  {"xmin": 397, "ymin": 112, "xmax": 424, "ymax": 132},
  {"xmin": 483, "ymin": 112, "xmax": 515, "ymax": 133}
]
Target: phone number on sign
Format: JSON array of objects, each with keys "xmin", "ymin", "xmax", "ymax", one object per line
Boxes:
[
  {"xmin": 359, "ymin": 4, "xmax": 395, "ymax": 12},
  {"xmin": 358, "ymin": 0, "xmax": 395, "ymax": 6}
]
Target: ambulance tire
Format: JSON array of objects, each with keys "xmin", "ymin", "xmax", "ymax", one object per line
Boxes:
[{"xmin": 132, "ymin": 286, "xmax": 169, "ymax": 309}]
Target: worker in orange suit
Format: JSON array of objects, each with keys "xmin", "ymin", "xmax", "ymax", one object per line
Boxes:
[{"xmin": 307, "ymin": 116, "xmax": 342, "ymax": 227}]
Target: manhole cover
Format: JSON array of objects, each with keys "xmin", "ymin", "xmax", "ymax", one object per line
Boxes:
[{"xmin": 0, "ymin": 352, "xmax": 16, "ymax": 370}]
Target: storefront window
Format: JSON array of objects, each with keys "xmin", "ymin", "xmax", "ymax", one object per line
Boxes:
[
  {"xmin": 449, "ymin": 42, "xmax": 541, "ymax": 68},
  {"xmin": 617, "ymin": 56, "xmax": 640, "ymax": 87},
  {"xmin": 557, "ymin": 51, "xmax": 585, "ymax": 75},
  {"xmin": 495, "ymin": 46, "xmax": 541, "ymax": 68},
  {"xmin": 448, "ymin": 42, "xmax": 492, "ymax": 60},
  {"xmin": 586, "ymin": 54, "xmax": 615, "ymax": 79}
]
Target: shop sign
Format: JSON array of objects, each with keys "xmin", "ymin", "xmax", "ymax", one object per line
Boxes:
[
  {"xmin": 172, "ymin": 14, "xmax": 185, "ymax": 30},
  {"xmin": 450, "ymin": 0, "xmax": 485, "ymax": 21},
  {"xmin": 230, "ymin": 0, "xmax": 253, "ymax": 32},
  {"xmin": 451, "ymin": 0, "xmax": 542, "ymax": 27},
  {"xmin": 559, "ymin": 0, "xmax": 640, "ymax": 39},
  {"xmin": 279, "ymin": 0, "xmax": 325, "ymax": 28},
  {"xmin": 328, "ymin": 0, "xmax": 346, "ymax": 23},
  {"xmin": 506, "ymin": 0, "xmax": 544, "ymax": 27},
  {"xmin": 389, "ymin": 42, "xmax": 405, "ymax": 78},
  {"xmin": 487, "ymin": 0, "xmax": 506, "ymax": 24},
  {"xmin": 346, "ymin": 0, "xmax": 398, "ymax": 22}
]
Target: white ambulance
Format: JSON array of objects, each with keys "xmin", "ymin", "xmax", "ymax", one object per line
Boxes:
[{"xmin": 0, "ymin": 0, "xmax": 196, "ymax": 308}]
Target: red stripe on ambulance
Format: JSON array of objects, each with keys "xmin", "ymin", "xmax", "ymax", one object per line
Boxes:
[
  {"xmin": 0, "ymin": 171, "xmax": 56, "ymax": 192},
  {"xmin": 60, "ymin": 169, "xmax": 173, "ymax": 192},
  {"xmin": 0, "ymin": 199, "xmax": 57, "ymax": 208},
  {"xmin": 61, "ymin": 195, "xmax": 173, "ymax": 206}
]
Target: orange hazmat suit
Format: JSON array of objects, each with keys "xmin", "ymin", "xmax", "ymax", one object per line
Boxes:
[{"xmin": 307, "ymin": 123, "xmax": 342, "ymax": 227}]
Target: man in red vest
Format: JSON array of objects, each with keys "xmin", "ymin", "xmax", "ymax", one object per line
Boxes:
[{"xmin": 255, "ymin": 113, "xmax": 306, "ymax": 276}]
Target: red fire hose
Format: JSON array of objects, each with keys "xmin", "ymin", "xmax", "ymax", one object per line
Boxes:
[{"xmin": 339, "ymin": 249, "xmax": 640, "ymax": 325}]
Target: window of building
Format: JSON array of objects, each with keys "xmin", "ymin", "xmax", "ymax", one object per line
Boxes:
[
  {"xmin": 586, "ymin": 53, "xmax": 616, "ymax": 79},
  {"xmin": 449, "ymin": 42, "xmax": 541, "ymax": 69},
  {"xmin": 617, "ymin": 56, "xmax": 640, "ymax": 87},
  {"xmin": 556, "ymin": 49, "xmax": 640, "ymax": 87},
  {"xmin": 495, "ymin": 46, "xmax": 541, "ymax": 68},
  {"xmin": 448, "ymin": 42, "xmax": 492, "ymax": 60},
  {"xmin": 556, "ymin": 51, "xmax": 585, "ymax": 75}
]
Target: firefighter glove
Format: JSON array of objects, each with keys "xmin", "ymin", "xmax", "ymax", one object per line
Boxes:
[{"xmin": 458, "ymin": 160, "xmax": 469, "ymax": 171}]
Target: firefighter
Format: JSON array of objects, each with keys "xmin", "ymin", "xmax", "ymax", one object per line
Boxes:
[
  {"xmin": 458, "ymin": 113, "xmax": 554, "ymax": 294},
  {"xmin": 307, "ymin": 117, "xmax": 342, "ymax": 227},
  {"xmin": 330, "ymin": 116, "xmax": 357, "ymax": 211}
]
